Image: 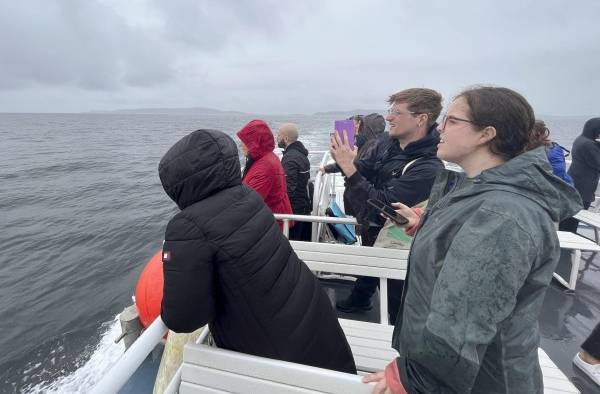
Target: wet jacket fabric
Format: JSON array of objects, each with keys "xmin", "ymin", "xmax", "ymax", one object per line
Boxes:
[
  {"xmin": 568, "ymin": 117, "xmax": 600, "ymax": 203},
  {"xmin": 546, "ymin": 143, "xmax": 573, "ymax": 185},
  {"xmin": 345, "ymin": 124, "xmax": 444, "ymax": 227},
  {"xmin": 158, "ymin": 129, "xmax": 356, "ymax": 374},
  {"xmin": 392, "ymin": 147, "xmax": 582, "ymax": 394},
  {"xmin": 281, "ymin": 140, "xmax": 311, "ymax": 214},
  {"xmin": 237, "ymin": 120, "xmax": 294, "ymax": 219}
]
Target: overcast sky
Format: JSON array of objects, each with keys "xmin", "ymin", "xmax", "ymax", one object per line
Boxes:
[{"xmin": 0, "ymin": 0, "xmax": 598, "ymax": 115}]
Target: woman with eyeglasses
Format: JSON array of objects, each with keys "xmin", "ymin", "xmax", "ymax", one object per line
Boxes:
[{"xmin": 363, "ymin": 86, "xmax": 582, "ymax": 394}]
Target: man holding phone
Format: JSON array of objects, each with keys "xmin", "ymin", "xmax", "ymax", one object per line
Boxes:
[{"xmin": 329, "ymin": 88, "xmax": 444, "ymax": 317}]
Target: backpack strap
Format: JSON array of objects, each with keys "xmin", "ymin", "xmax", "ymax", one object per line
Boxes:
[{"xmin": 402, "ymin": 158, "xmax": 420, "ymax": 175}]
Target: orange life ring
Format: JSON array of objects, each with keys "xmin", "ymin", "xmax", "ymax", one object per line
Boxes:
[{"xmin": 135, "ymin": 250, "xmax": 163, "ymax": 328}]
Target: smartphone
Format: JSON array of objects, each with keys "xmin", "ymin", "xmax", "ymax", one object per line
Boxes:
[
  {"xmin": 367, "ymin": 198, "xmax": 409, "ymax": 225},
  {"xmin": 333, "ymin": 120, "xmax": 356, "ymax": 147}
]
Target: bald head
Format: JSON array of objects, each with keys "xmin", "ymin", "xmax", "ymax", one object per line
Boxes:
[{"xmin": 277, "ymin": 123, "xmax": 299, "ymax": 148}]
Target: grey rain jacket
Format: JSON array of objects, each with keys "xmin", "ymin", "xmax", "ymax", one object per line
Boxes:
[{"xmin": 392, "ymin": 147, "xmax": 582, "ymax": 394}]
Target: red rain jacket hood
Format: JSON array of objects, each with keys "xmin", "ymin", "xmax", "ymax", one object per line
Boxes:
[
  {"xmin": 237, "ymin": 120, "xmax": 276, "ymax": 160},
  {"xmin": 237, "ymin": 120, "xmax": 293, "ymax": 226}
]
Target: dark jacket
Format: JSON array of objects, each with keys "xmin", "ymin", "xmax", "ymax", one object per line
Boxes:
[
  {"xmin": 568, "ymin": 117, "xmax": 600, "ymax": 203},
  {"xmin": 158, "ymin": 129, "xmax": 356, "ymax": 374},
  {"xmin": 393, "ymin": 147, "xmax": 582, "ymax": 394},
  {"xmin": 324, "ymin": 113, "xmax": 386, "ymax": 217},
  {"xmin": 324, "ymin": 113, "xmax": 386, "ymax": 172},
  {"xmin": 282, "ymin": 140, "xmax": 311, "ymax": 214},
  {"xmin": 237, "ymin": 120, "xmax": 294, "ymax": 219},
  {"xmin": 355, "ymin": 113, "xmax": 387, "ymax": 161},
  {"xmin": 345, "ymin": 124, "xmax": 444, "ymax": 227}
]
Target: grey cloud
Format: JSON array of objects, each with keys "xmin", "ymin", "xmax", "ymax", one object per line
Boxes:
[
  {"xmin": 0, "ymin": 1, "xmax": 174, "ymax": 91},
  {"xmin": 149, "ymin": 0, "xmax": 314, "ymax": 50},
  {"xmin": 0, "ymin": 0, "xmax": 599, "ymax": 115},
  {"xmin": 0, "ymin": 0, "xmax": 317, "ymax": 93}
]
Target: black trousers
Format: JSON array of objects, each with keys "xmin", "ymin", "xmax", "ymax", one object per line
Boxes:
[
  {"xmin": 560, "ymin": 200, "xmax": 591, "ymax": 232},
  {"xmin": 289, "ymin": 220, "xmax": 312, "ymax": 241},
  {"xmin": 348, "ymin": 224, "xmax": 405, "ymax": 322},
  {"xmin": 582, "ymin": 322, "xmax": 600, "ymax": 359}
]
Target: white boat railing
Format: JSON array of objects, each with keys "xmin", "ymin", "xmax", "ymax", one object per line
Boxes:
[
  {"xmin": 277, "ymin": 213, "xmax": 357, "ymax": 238},
  {"xmin": 91, "ymin": 317, "xmax": 210, "ymax": 394},
  {"xmin": 311, "ymin": 151, "xmax": 339, "ymax": 241},
  {"xmin": 90, "ymin": 316, "xmax": 169, "ymax": 394}
]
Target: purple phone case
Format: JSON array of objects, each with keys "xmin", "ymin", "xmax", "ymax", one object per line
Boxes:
[{"xmin": 334, "ymin": 120, "xmax": 356, "ymax": 147}]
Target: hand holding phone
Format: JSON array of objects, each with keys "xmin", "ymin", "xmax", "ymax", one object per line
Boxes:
[
  {"xmin": 367, "ymin": 198, "xmax": 409, "ymax": 225},
  {"xmin": 333, "ymin": 120, "xmax": 356, "ymax": 147}
]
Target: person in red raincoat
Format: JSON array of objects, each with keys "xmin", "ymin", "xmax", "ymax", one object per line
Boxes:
[{"xmin": 237, "ymin": 120, "xmax": 294, "ymax": 229}]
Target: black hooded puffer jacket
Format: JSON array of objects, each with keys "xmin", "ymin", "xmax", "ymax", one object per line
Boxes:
[
  {"xmin": 158, "ymin": 129, "xmax": 356, "ymax": 374},
  {"xmin": 568, "ymin": 117, "xmax": 600, "ymax": 203}
]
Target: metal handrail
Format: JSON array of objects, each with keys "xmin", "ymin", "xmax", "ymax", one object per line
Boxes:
[
  {"xmin": 91, "ymin": 317, "xmax": 169, "ymax": 394},
  {"xmin": 276, "ymin": 214, "xmax": 357, "ymax": 240},
  {"xmin": 274, "ymin": 213, "xmax": 357, "ymax": 225}
]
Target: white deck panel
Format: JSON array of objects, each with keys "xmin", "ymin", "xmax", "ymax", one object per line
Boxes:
[
  {"xmin": 574, "ymin": 209, "xmax": 600, "ymax": 228},
  {"xmin": 557, "ymin": 231, "xmax": 600, "ymax": 251},
  {"xmin": 290, "ymin": 240, "xmax": 409, "ymax": 259},
  {"xmin": 181, "ymin": 344, "xmax": 372, "ymax": 394}
]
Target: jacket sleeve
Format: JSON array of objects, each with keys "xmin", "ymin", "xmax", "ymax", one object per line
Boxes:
[
  {"xmin": 345, "ymin": 158, "xmax": 442, "ymax": 223},
  {"xmin": 244, "ymin": 166, "xmax": 274, "ymax": 200},
  {"xmin": 282, "ymin": 156, "xmax": 300, "ymax": 199},
  {"xmin": 353, "ymin": 139, "xmax": 380, "ymax": 179},
  {"xmin": 161, "ymin": 215, "xmax": 216, "ymax": 333},
  {"xmin": 323, "ymin": 163, "xmax": 341, "ymax": 173},
  {"xmin": 398, "ymin": 208, "xmax": 536, "ymax": 393}
]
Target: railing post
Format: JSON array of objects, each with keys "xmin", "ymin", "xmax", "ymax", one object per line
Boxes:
[
  {"xmin": 91, "ymin": 317, "xmax": 168, "ymax": 394},
  {"xmin": 282, "ymin": 219, "xmax": 290, "ymax": 238},
  {"xmin": 379, "ymin": 278, "xmax": 389, "ymax": 325}
]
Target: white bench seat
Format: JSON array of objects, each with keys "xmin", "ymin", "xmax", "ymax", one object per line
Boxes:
[
  {"xmin": 178, "ymin": 240, "xmax": 578, "ymax": 393},
  {"xmin": 180, "ymin": 343, "xmax": 372, "ymax": 394},
  {"xmin": 291, "ymin": 240, "xmax": 408, "ymax": 325},
  {"xmin": 555, "ymin": 231, "xmax": 600, "ymax": 290},
  {"xmin": 574, "ymin": 209, "xmax": 600, "ymax": 244}
]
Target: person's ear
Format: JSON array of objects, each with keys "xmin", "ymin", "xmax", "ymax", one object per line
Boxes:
[
  {"xmin": 479, "ymin": 126, "xmax": 497, "ymax": 145},
  {"xmin": 418, "ymin": 113, "xmax": 428, "ymax": 128}
]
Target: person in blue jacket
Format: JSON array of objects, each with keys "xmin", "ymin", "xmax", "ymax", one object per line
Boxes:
[{"xmin": 526, "ymin": 120, "xmax": 573, "ymax": 185}]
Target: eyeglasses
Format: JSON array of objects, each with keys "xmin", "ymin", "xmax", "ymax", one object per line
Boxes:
[
  {"xmin": 387, "ymin": 108, "xmax": 420, "ymax": 117},
  {"xmin": 441, "ymin": 114, "xmax": 478, "ymax": 128}
]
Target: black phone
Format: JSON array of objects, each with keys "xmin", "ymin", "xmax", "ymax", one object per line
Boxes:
[{"xmin": 367, "ymin": 198, "xmax": 409, "ymax": 225}]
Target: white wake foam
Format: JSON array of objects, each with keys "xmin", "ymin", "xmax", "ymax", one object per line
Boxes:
[{"xmin": 26, "ymin": 317, "xmax": 124, "ymax": 394}]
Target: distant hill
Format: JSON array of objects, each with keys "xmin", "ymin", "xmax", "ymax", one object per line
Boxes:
[
  {"xmin": 87, "ymin": 107, "xmax": 247, "ymax": 115},
  {"xmin": 86, "ymin": 106, "xmax": 388, "ymax": 117},
  {"xmin": 313, "ymin": 109, "xmax": 386, "ymax": 117}
]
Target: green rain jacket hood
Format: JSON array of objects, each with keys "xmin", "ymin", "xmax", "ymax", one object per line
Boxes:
[{"xmin": 393, "ymin": 147, "xmax": 582, "ymax": 394}]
